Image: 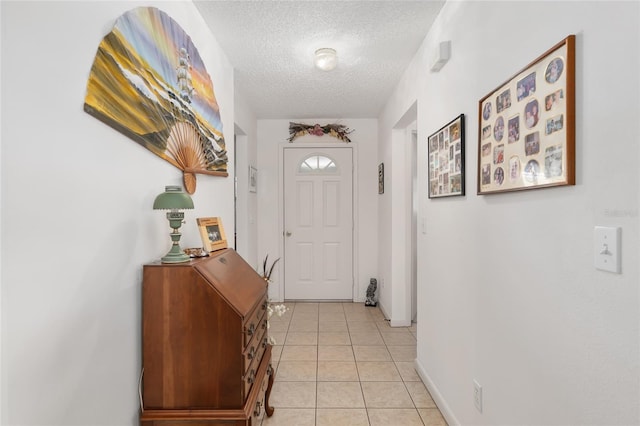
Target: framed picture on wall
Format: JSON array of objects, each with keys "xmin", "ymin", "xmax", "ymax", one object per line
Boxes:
[
  {"xmin": 197, "ymin": 217, "xmax": 228, "ymax": 252},
  {"xmin": 428, "ymin": 114, "xmax": 465, "ymax": 198},
  {"xmin": 477, "ymin": 35, "xmax": 575, "ymax": 194}
]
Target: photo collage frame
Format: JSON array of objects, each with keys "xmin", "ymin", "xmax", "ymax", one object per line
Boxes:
[
  {"xmin": 428, "ymin": 114, "xmax": 465, "ymax": 198},
  {"xmin": 477, "ymin": 35, "xmax": 575, "ymax": 194}
]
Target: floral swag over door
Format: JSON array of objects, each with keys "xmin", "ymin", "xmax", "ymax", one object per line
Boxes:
[{"xmin": 288, "ymin": 122, "xmax": 354, "ymax": 143}]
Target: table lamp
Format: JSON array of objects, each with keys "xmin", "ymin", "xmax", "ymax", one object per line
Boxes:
[{"xmin": 153, "ymin": 185, "xmax": 194, "ymax": 263}]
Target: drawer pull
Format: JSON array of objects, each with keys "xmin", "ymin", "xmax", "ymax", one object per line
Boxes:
[
  {"xmin": 247, "ymin": 323, "xmax": 256, "ymax": 336},
  {"xmin": 261, "ymin": 319, "xmax": 267, "ymax": 330},
  {"xmin": 262, "ymin": 300, "xmax": 268, "ymax": 310},
  {"xmin": 247, "ymin": 369, "xmax": 256, "ymax": 384},
  {"xmin": 254, "ymin": 400, "xmax": 262, "ymax": 417},
  {"xmin": 267, "ymin": 364, "xmax": 274, "ymax": 376},
  {"xmin": 248, "ymin": 346, "xmax": 256, "ymax": 360},
  {"xmin": 262, "ymin": 337, "xmax": 268, "ymax": 348}
]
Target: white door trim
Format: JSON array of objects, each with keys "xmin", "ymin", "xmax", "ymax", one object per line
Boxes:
[{"xmin": 278, "ymin": 142, "xmax": 359, "ymax": 302}]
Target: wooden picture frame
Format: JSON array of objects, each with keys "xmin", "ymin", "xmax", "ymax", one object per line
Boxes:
[
  {"xmin": 197, "ymin": 217, "xmax": 228, "ymax": 252},
  {"xmin": 378, "ymin": 163, "xmax": 384, "ymax": 194},
  {"xmin": 428, "ymin": 114, "xmax": 465, "ymax": 198},
  {"xmin": 478, "ymin": 35, "xmax": 575, "ymax": 194}
]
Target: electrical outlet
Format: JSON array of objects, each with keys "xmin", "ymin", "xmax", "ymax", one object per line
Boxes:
[{"xmin": 473, "ymin": 380, "xmax": 482, "ymax": 413}]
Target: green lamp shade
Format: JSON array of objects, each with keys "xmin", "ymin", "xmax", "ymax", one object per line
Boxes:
[{"xmin": 153, "ymin": 185, "xmax": 194, "ymax": 210}]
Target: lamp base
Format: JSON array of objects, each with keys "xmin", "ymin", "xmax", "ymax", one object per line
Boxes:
[
  {"xmin": 161, "ymin": 214, "xmax": 190, "ymax": 264},
  {"xmin": 161, "ymin": 244, "xmax": 190, "ymax": 264},
  {"xmin": 161, "ymin": 252, "xmax": 190, "ymax": 264}
]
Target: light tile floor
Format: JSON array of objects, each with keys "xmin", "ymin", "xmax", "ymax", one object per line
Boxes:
[{"xmin": 262, "ymin": 302, "xmax": 448, "ymax": 426}]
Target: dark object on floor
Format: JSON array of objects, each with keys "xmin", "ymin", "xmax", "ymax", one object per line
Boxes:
[{"xmin": 365, "ymin": 278, "xmax": 378, "ymax": 307}]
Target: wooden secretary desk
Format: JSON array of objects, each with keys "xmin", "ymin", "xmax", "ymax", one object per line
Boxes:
[{"xmin": 140, "ymin": 248, "xmax": 275, "ymax": 425}]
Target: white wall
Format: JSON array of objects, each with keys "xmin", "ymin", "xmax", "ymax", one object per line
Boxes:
[
  {"xmin": 257, "ymin": 119, "xmax": 378, "ymax": 303},
  {"xmin": 1, "ymin": 1, "xmax": 235, "ymax": 424},
  {"xmin": 0, "ymin": 3, "xmax": 4, "ymax": 421},
  {"xmin": 379, "ymin": 1, "xmax": 639, "ymax": 425},
  {"xmin": 235, "ymin": 90, "xmax": 259, "ymax": 268}
]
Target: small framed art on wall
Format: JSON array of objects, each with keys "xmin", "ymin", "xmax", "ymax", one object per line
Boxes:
[{"xmin": 249, "ymin": 166, "xmax": 257, "ymax": 193}]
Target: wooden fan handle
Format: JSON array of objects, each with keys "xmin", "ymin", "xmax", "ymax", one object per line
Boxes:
[{"xmin": 183, "ymin": 171, "xmax": 196, "ymax": 194}]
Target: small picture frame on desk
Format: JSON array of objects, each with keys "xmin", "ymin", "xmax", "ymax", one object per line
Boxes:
[{"xmin": 197, "ymin": 217, "xmax": 228, "ymax": 252}]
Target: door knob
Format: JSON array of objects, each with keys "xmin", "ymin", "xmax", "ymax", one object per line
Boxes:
[{"xmin": 285, "ymin": 231, "xmax": 292, "ymax": 237}]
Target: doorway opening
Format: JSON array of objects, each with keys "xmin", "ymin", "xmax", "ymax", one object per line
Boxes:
[
  {"xmin": 411, "ymin": 127, "xmax": 418, "ymax": 323},
  {"xmin": 388, "ymin": 101, "xmax": 417, "ymax": 326}
]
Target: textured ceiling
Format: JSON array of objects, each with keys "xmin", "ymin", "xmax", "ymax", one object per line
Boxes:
[{"xmin": 194, "ymin": 1, "xmax": 445, "ymax": 119}]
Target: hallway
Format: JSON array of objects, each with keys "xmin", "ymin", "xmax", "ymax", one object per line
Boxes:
[{"xmin": 263, "ymin": 302, "xmax": 448, "ymax": 425}]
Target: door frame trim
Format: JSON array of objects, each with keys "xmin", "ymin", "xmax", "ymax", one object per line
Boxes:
[{"xmin": 279, "ymin": 143, "xmax": 358, "ymax": 302}]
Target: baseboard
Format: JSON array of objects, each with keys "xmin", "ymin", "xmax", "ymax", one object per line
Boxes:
[
  {"xmin": 414, "ymin": 358, "xmax": 460, "ymax": 426},
  {"xmin": 377, "ymin": 302, "xmax": 411, "ymax": 327},
  {"xmin": 378, "ymin": 301, "xmax": 390, "ymax": 320},
  {"xmin": 390, "ymin": 318, "xmax": 411, "ymax": 327}
]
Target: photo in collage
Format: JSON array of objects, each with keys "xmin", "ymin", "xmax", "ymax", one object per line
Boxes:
[
  {"xmin": 477, "ymin": 35, "xmax": 575, "ymax": 194},
  {"xmin": 428, "ymin": 114, "xmax": 465, "ymax": 198}
]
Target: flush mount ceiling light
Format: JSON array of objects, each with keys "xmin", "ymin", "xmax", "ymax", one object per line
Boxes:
[{"xmin": 314, "ymin": 48, "xmax": 337, "ymax": 71}]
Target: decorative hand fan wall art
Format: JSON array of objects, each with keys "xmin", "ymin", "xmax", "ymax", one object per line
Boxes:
[{"xmin": 84, "ymin": 7, "xmax": 227, "ymax": 193}]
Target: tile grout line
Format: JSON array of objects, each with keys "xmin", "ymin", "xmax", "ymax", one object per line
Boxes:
[{"xmin": 265, "ymin": 303, "xmax": 435, "ymax": 426}]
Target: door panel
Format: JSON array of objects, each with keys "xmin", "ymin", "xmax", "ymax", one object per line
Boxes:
[
  {"xmin": 284, "ymin": 148, "xmax": 353, "ymax": 300},
  {"xmin": 297, "ymin": 182, "xmax": 313, "ymax": 226},
  {"xmin": 324, "ymin": 182, "xmax": 339, "ymax": 226}
]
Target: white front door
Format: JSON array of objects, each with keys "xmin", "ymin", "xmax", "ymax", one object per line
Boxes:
[{"xmin": 283, "ymin": 147, "xmax": 353, "ymax": 300}]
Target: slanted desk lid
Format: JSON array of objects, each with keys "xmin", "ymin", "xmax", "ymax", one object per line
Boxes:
[{"xmin": 194, "ymin": 248, "xmax": 267, "ymax": 317}]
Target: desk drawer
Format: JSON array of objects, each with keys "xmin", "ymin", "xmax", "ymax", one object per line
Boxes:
[
  {"xmin": 242, "ymin": 341, "xmax": 272, "ymax": 402},
  {"xmin": 243, "ymin": 326, "xmax": 268, "ymax": 375},
  {"xmin": 243, "ymin": 293, "xmax": 268, "ymax": 348},
  {"xmin": 250, "ymin": 365, "xmax": 270, "ymax": 425},
  {"xmin": 242, "ymin": 335, "xmax": 268, "ymax": 399}
]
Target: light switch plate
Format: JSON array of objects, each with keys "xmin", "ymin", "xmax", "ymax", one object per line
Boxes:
[{"xmin": 594, "ymin": 226, "xmax": 621, "ymax": 273}]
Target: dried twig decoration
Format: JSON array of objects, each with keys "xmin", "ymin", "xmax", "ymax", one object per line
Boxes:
[{"xmin": 261, "ymin": 255, "xmax": 280, "ymax": 281}]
